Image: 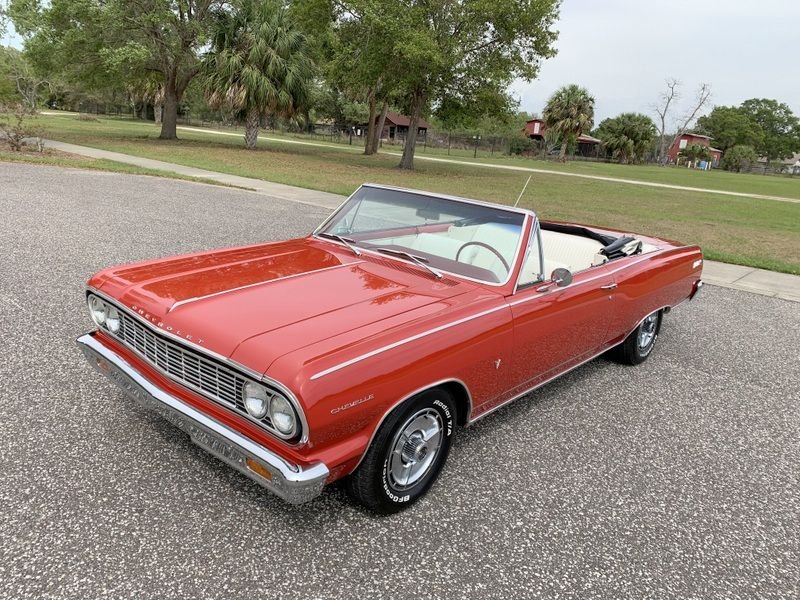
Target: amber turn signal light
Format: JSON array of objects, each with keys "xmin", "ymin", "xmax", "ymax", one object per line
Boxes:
[{"xmin": 245, "ymin": 457, "xmax": 272, "ymax": 480}]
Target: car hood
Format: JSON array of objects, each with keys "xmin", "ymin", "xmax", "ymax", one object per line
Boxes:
[{"xmin": 92, "ymin": 237, "xmax": 474, "ymax": 374}]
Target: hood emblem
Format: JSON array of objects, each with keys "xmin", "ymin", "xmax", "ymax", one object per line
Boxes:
[{"xmin": 131, "ymin": 305, "xmax": 205, "ymax": 346}]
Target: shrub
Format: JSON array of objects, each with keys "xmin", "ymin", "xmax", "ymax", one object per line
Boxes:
[
  {"xmin": 722, "ymin": 145, "xmax": 759, "ymax": 172},
  {"xmin": 0, "ymin": 104, "xmax": 45, "ymax": 152},
  {"xmin": 508, "ymin": 135, "xmax": 537, "ymax": 156}
]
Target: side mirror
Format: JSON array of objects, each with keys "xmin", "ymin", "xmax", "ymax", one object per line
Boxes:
[{"xmin": 550, "ymin": 267, "xmax": 573, "ymax": 287}]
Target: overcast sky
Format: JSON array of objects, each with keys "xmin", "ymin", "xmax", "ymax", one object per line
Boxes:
[{"xmin": 511, "ymin": 0, "xmax": 800, "ymax": 126}]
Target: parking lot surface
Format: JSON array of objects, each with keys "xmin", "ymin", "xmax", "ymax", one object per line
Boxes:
[{"xmin": 1, "ymin": 163, "xmax": 798, "ymax": 599}]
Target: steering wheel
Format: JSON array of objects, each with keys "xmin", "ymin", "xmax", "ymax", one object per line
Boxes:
[{"xmin": 455, "ymin": 241, "xmax": 510, "ymax": 274}]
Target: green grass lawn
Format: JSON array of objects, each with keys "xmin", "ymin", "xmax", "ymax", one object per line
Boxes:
[
  {"xmin": 8, "ymin": 113, "xmax": 800, "ymax": 275},
  {"xmin": 176, "ymin": 118, "xmax": 800, "ymax": 201}
]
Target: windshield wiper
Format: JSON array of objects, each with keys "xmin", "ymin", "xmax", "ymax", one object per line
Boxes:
[
  {"xmin": 317, "ymin": 232, "xmax": 361, "ymax": 256},
  {"xmin": 375, "ymin": 248, "xmax": 443, "ymax": 279}
]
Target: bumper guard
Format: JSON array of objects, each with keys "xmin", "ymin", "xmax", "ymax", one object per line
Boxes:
[{"xmin": 76, "ymin": 333, "xmax": 329, "ymax": 504}]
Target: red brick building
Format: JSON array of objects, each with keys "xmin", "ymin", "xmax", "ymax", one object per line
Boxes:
[{"xmin": 667, "ymin": 133, "xmax": 722, "ymax": 166}]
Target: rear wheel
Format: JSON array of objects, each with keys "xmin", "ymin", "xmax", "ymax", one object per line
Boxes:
[
  {"xmin": 347, "ymin": 389, "xmax": 456, "ymax": 514},
  {"xmin": 613, "ymin": 309, "xmax": 662, "ymax": 365}
]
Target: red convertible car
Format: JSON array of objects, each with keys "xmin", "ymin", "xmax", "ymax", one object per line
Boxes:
[{"xmin": 78, "ymin": 184, "xmax": 704, "ymax": 513}]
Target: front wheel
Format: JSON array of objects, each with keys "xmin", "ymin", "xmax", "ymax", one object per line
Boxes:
[
  {"xmin": 347, "ymin": 389, "xmax": 456, "ymax": 514},
  {"xmin": 612, "ymin": 309, "xmax": 662, "ymax": 365}
]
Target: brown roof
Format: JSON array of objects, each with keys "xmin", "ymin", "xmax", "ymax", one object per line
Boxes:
[
  {"xmin": 577, "ymin": 134, "xmax": 602, "ymax": 144},
  {"xmin": 383, "ymin": 112, "xmax": 431, "ymax": 129}
]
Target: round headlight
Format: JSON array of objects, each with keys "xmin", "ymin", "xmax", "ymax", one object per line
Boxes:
[
  {"xmin": 88, "ymin": 295, "xmax": 107, "ymax": 327},
  {"xmin": 106, "ymin": 306, "xmax": 121, "ymax": 333},
  {"xmin": 243, "ymin": 382, "xmax": 270, "ymax": 420},
  {"xmin": 269, "ymin": 394, "xmax": 297, "ymax": 437}
]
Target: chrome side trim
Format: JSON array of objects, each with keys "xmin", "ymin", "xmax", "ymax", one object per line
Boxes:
[
  {"xmin": 507, "ymin": 254, "xmax": 655, "ymax": 308},
  {"xmin": 351, "ymin": 378, "xmax": 473, "ymax": 472},
  {"xmin": 467, "ymin": 344, "xmax": 613, "ymax": 424},
  {"xmin": 87, "ymin": 286, "xmax": 310, "ymax": 444},
  {"xmin": 77, "ymin": 333, "xmax": 328, "ymax": 504},
  {"xmin": 307, "ymin": 252, "xmax": 670, "ymax": 383},
  {"xmin": 168, "ymin": 262, "xmax": 363, "ymax": 313},
  {"xmin": 469, "ymin": 303, "xmax": 675, "ymax": 424},
  {"xmin": 309, "ymin": 303, "xmax": 510, "ymax": 380}
]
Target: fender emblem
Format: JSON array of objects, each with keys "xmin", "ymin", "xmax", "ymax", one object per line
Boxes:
[{"xmin": 331, "ymin": 393, "xmax": 374, "ymax": 415}]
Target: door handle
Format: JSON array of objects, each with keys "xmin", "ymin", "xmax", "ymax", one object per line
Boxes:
[{"xmin": 600, "ymin": 283, "xmax": 617, "ymax": 290}]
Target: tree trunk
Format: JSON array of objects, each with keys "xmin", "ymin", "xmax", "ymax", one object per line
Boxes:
[
  {"xmin": 370, "ymin": 101, "xmax": 388, "ymax": 154},
  {"xmin": 559, "ymin": 140, "xmax": 568, "ymax": 161},
  {"xmin": 364, "ymin": 87, "xmax": 377, "ymax": 155},
  {"xmin": 399, "ymin": 94, "xmax": 422, "ymax": 170},
  {"xmin": 154, "ymin": 103, "xmax": 163, "ymax": 124},
  {"xmin": 159, "ymin": 74, "xmax": 179, "ymax": 139},
  {"xmin": 244, "ymin": 107, "xmax": 260, "ymax": 150}
]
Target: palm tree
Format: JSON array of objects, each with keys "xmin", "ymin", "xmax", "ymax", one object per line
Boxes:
[
  {"xmin": 596, "ymin": 112, "xmax": 657, "ymax": 163},
  {"xmin": 543, "ymin": 84, "xmax": 595, "ymax": 160},
  {"xmin": 204, "ymin": 0, "xmax": 314, "ymax": 150}
]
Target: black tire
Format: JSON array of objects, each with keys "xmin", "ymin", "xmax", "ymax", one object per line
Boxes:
[
  {"xmin": 612, "ymin": 309, "xmax": 662, "ymax": 365},
  {"xmin": 347, "ymin": 389, "xmax": 456, "ymax": 514}
]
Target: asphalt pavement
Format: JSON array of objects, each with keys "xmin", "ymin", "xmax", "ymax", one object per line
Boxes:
[{"xmin": 1, "ymin": 163, "xmax": 798, "ymax": 599}]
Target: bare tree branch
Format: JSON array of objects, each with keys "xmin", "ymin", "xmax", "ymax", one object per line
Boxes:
[{"xmin": 653, "ymin": 78, "xmax": 679, "ymax": 163}]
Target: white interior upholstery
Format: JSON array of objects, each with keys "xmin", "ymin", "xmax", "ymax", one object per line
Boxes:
[
  {"xmin": 540, "ymin": 229, "xmax": 605, "ymax": 274},
  {"xmin": 369, "ymin": 226, "xmax": 659, "ymax": 282}
]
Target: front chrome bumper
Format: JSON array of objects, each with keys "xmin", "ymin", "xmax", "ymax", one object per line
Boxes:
[{"xmin": 76, "ymin": 333, "xmax": 329, "ymax": 504}]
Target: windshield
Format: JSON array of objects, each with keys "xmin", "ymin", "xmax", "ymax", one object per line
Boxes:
[{"xmin": 317, "ymin": 186, "xmax": 526, "ymax": 284}]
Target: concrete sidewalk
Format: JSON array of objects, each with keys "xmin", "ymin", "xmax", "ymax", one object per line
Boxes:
[
  {"xmin": 45, "ymin": 139, "xmax": 345, "ymax": 210},
  {"xmin": 40, "ymin": 138, "xmax": 800, "ymax": 303},
  {"xmin": 702, "ymin": 261, "xmax": 800, "ymax": 302}
]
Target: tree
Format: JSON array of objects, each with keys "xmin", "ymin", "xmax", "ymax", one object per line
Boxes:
[
  {"xmin": 543, "ymin": 84, "xmax": 595, "ymax": 160},
  {"xmin": 1, "ymin": 47, "xmax": 49, "ymax": 109},
  {"xmin": 0, "ymin": 47, "xmax": 22, "ymax": 104},
  {"xmin": 204, "ymin": 0, "xmax": 314, "ymax": 150},
  {"xmin": 326, "ymin": 4, "xmax": 400, "ymax": 156},
  {"xmin": 722, "ymin": 144, "xmax": 758, "ymax": 172},
  {"xmin": 653, "ymin": 80, "xmax": 711, "ymax": 163},
  {"xmin": 310, "ymin": 83, "xmax": 368, "ymax": 131},
  {"xmin": 739, "ymin": 98, "xmax": 800, "ymax": 161},
  {"xmin": 331, "ymin": 0, "xmax": 560, "ymax": 169},
  {"xmin": 679, "ymin": 144, "xmax": 711, "ymax": 164},
  {"xmin": 595, "ymin": 112, "xmax": 657, "ymax": 163},
  {"xmin": 653, "ymin": 78, "xmax": 679, "ymax": 163},
  {"xmin": 10, "ymin": 0, "xmax": 225, "ymax": 140},
  {"xmin": 695, "ymin": 105, "xmax": 764, "ymax": 153},
  {"xmin": 435, "ymin": 83, "xmax": 519, "ymax": 132},
  {"xmin": 0, "ymin": 3, "xmax": 7, "ymax": 38}
]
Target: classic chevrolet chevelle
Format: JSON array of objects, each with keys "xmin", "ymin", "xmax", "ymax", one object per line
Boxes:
[{"xmin": 78, "ymin": 184, "xmax": 703, "ymax": 512}]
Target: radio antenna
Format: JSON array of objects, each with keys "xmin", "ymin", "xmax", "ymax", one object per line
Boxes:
[{"xmin": 514, "ymin": 175, "xmax": 532, "ymax": 208}]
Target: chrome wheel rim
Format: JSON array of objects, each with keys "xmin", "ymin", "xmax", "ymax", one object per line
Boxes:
[
  {"xmin": 638, "ymin": 313, "xmax": 658, "ymax": 349},
  {"xmin": 387, "ymin": 408, "xmax": 444, "ymax": 491}
]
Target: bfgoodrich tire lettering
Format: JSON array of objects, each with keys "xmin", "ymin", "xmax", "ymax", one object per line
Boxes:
[{"xmin": 347, "ymin": 389, "xmax": 456, "ymax": 514}]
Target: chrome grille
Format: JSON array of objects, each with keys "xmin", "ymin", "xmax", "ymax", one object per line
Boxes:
[{"xmin": 111, "ymin": 308, "xmax": 275, "ymax": 430}]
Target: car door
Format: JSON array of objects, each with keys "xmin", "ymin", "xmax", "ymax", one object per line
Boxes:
[{"xmin": 505, "ymin": 228, "xmax": 618, "ymax": 396}]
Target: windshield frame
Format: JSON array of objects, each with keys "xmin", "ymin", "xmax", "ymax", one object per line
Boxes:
[{"xmin": 312, "ymin": 184, "xmax": 533, "ymax": 287}]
